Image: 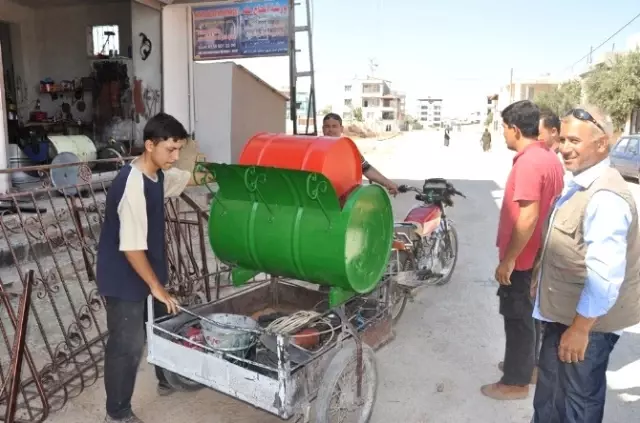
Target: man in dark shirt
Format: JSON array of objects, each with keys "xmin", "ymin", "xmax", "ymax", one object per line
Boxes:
[
  {"xmin": 322, "ymin": 113, "xmax": 398, "ymax": 194},
  {"xmin": 538, "ymin": 109, "xmax": 562, "ymax": 153},
  {"xmin": 481, "ymin": 128, "xmax": 492, "ymax": 151},
  {"xmin": 98, "ymin": 113, "xmax": 209, "ymax": 423}
]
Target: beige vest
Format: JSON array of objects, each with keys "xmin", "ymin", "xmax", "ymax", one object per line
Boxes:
[{"xmin": 539, "ymin": 167, "xmax": 640, "ymax": 332}]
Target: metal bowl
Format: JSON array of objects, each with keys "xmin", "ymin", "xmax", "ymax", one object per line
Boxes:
[{"xmin": 200, "ymin": 313, "xmax": 259, "ymax": 354}]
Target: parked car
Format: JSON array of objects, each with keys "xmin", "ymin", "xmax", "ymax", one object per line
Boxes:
[{"xmin": 610, "ymin": 135, "xmax": 640, "ymax": 180}]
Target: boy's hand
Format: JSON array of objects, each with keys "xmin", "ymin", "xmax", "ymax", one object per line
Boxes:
[{"xmin": 150, "ymin": 285, "xmax": 179, "ymax": 315}]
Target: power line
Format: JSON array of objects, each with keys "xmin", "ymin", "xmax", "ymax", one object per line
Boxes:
[{"xmin": 566, "ymin": 11, "xmax": 640, "ymax": 72}]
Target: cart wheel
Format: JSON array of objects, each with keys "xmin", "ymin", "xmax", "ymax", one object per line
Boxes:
[
  {"xmin": 162, "ymin": 369, "xmax": 204, "ymax": 392},
  {"xmin": 315, "ymin": 341, "xmax": 377, "ymax": 423}
]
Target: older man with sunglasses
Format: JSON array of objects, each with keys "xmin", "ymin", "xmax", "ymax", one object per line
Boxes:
[{"xmin": 531, "ymin": 106, "xmax": 640, "ymax": 423}]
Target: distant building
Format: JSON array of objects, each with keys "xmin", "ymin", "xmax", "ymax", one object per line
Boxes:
[
  {"xmin": 333, "ymin": 77, "xmax": 406, "ymax": 132},
  {"xmin": 491, "ymin": 75, "xmax": 561, "ymax": 132},
  {"xmin": 280, "ymin": 88, "xmax": 317, "ymax": 133},
  {"xmin": 486, "ymin": 94, "xmax": 499, "ymax": 131},
  {"xmin": 415, "ymin": 98, "xmax": 443, "ymax": 127}
]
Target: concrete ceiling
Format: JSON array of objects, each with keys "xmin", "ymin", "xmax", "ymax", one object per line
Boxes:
[{"xmin": 10, "ymin": 0, "xmax": 130, "ymax": 8}]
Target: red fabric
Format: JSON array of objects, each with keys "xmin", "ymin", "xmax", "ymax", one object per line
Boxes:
[{"xmin": 497, "ymin": 142, "xmax": 564, "ymax": 270}]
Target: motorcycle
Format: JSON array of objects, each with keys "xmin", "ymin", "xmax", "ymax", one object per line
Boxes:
[{"xmin": 381, "ymin": 178, "xmax": 465, "ymax": 324}]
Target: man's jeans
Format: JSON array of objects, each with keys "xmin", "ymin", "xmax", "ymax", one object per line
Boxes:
[
  {"xmin": 498, "ymin": 269, "xmax": 536, "ymax": 385},
  {"xmin": 104, "ymin": 297, "xmax": 168, "ymax": 419},
  {"xmin": 532, "ymin": 322, "xmax": 619, "ymax": 423}
]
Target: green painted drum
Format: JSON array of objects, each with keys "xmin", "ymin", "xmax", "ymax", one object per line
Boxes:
[{"xmin": 203, "ymin": 163, "xmax": 393, "ymax": 294}]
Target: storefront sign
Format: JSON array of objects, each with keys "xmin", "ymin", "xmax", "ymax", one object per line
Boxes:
[{"xmin": 192, "ymin": 0, "xmax": 290, "ymax": 60}]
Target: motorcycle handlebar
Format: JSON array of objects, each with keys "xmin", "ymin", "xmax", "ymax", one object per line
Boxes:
[{"xmin": 397, "ymin": 184, "xmax": 466, "ymax": 198}]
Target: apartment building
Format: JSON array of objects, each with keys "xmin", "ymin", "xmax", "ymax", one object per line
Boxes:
[
  {"xmin": 490, "ymin": 76, "xmax": 560, "ymax": 131},
  {"xmin": 335, "ymin": 77, "xmax": 406, "ymax": 132},
  {"xmin": 416, "ymin": 98, "xmax": 443, "ymax": 127},
  {"xmin": 486, "ymin": 94, "xmax": 499, "ymax": 131},
  {"xmin": 279, "ymin": 88, "xmax": 317, "ymax": 133}
]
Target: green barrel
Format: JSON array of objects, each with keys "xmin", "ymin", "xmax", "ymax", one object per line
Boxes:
[{"xmin": 203, "ymin": 163, "xmax": 393, "ymax": 297}]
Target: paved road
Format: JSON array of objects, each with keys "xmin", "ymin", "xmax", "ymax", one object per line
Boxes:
[{"xmin": 49, "ymin": 130, "xmax": 640, "ymax": 422}]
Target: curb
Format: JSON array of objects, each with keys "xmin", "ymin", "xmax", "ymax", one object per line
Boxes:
[{"xmin": 376, "ymin": 132, "xmax": 402, "ymax": 142}]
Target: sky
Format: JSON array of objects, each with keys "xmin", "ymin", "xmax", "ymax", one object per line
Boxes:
[{"xmin": 226, "ymin": 0, "xmax": 640, "ymax": 117}]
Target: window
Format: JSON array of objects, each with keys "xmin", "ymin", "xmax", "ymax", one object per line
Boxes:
[
  {"xmin": 363, "ymin": 100, "xmax": 369, "ymax": 107},
  {"xmin": 89, "ymin": 25, "xmax": 120, "ymax": 56},
  {"xmin": 344, "ymin": 99, "xmax": 352, "ymax": 106},
  {"xmin": 345, "ymin": 85, "xmax": 352, "ymax": 92},
  {"xmin": 626, "ymin": 138, "xmax": 639, "ymax": 154},
  {"xmin": 366, "ymin": 112, "xmax": 375, "ymax": 120},
  {"xmin": 614, "ymin": 138, "xmax": 630, "ymax": 152},
  {"xmin": 362, "ymin": 84, "xmax": 381, "ymax": 94},
  {"xmin": 421, "ymin": 105, "xmax": 429, "ymax": 110},
  {"xmin": 527, "ymin": 87, "xmax": 535, "ymax": 100}
]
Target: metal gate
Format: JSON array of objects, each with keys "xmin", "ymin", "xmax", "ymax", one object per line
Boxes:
[{"xmin": 0, "ymin": 158, "xmax": 256, "ymax": 422}]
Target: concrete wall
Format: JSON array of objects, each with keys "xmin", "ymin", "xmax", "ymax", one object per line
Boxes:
[
  {"xmin": 230, "ymin": 64, "xmax": 286, "ymax": 162},
  {"xmin": 161, "ymin": 4, "xmax": 191, "ymax": 133},
  {"xmin": 193, "ymin": 62, "xmax": 233, "ymax": 163},
  {"xmin": 131, "ymin": 0, "xmax": 162, "ymax": 143}
]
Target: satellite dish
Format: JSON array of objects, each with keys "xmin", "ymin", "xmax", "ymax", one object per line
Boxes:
[{"xmin": 50, "ymin": 152, "xmax": 84, "ymax": 196}]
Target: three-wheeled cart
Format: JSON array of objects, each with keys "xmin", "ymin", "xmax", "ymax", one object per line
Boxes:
[
  {"xmin": 148, "ymin": 134, "xmax": 397, "ymax": 422},
  {"xmin": 146, "ymin": 277, "xmax": 396, "ymax": 422}
]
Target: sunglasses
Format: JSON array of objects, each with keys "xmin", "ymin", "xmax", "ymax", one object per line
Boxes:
[{"xmin": 565, "ymin": 109, "xmax": 606, "ymax": 134}]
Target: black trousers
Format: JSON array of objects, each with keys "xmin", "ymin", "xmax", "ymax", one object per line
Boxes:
[
  {"xmin": 497, "ymin": 269, "xmax": 537, "ymax": 386},
  {"xmin": 104, "ymin": 297, "xmax": 168, "ymax": 419},
  {"xmin": 532, "ymin": 322, "xmax": 619, "ymax": 423}
]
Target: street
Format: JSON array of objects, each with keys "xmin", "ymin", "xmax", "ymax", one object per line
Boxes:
[{"xmin": 48, "ymin": 130, "xmax": 640, "ymax": 422}]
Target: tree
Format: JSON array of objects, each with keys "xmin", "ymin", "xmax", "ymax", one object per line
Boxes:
[
  {"xmin": 533, "ymin": 80, "xmax": 582, "ymax": 116},
  {"xmin": 484, "ymin": 111, "xmax": 493, "ymax": 127},
  {"xmin": 352, "ymin": 107, "xmax": 364, "ymax": 122},
  {"xmin": 319, "ymin": 105, "xmax": 332, "ymax": 115},
  {"xmin": 585, "ymin": 50, "xmax": 640, "ymax": 131}
]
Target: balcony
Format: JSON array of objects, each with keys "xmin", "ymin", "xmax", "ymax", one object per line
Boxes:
[
  {"xmin": 362, "ymin": 98, "xmax": 381, "ymax": 108},
  {"xmin": 362, "ymin": 83, "xmax": 382, "ymax": 94}
]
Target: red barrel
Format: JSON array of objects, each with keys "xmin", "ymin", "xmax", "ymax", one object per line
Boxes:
[{"xmin": 238, "ymin": 133, "xmax": 362, "ymax": 198}]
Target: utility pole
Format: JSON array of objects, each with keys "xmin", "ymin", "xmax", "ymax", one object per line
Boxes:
[
  {"xmin": 509, "ymin": 68, "xmax": 514, "ymax": 103},
  {"xmin": 368, "ymin": 58, "xmax": 378, "ymax": 78}
]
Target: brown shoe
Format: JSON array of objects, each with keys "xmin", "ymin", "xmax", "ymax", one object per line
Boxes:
[
  {"xmin": 480, "ymin": 382, "xmax": 529, "ymax": 400},
  {"xmin": 498, "ymin": 361, "xmax": 538, "ymax": 385}
]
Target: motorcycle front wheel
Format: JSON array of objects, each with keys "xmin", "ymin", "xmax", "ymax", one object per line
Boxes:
[{"xmin": 431, "ymin": 221, "xmax": 459, "ymax": 286}]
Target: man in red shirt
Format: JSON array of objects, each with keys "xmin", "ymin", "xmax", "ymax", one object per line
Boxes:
[{"xmin": 481, "ymin": 100, "xmax": 564, "ymax": 400}]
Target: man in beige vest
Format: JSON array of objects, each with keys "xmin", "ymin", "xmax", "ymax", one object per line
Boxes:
[{"xmin": 531, "ymin": 106, "xmax": 640, "ymax": 423}]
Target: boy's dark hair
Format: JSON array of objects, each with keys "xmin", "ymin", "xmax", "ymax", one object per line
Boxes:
[
  {"xmin": 501, "ymin": 100, "xmax": 540, "ymax": 138},
  {"xmin": 143, "ymin": 112, "xmax": 189, "ymax": 144},
  {"xmin": 539, "ymin": 108, "xmax": 561, "ymax": 132},
  {"xmin": 323, "ymin": 113, "xmax": 343, "ymax": 125}
]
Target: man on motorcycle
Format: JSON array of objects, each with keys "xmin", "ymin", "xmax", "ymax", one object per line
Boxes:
[{"xmin": 322, "ymin": 113, "xmax": 399, "ymax": 195}]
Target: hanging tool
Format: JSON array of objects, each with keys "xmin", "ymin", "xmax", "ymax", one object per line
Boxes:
[{"xmin": 139, "ymin": 33, "xmax": 152, "ymax": 61}]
